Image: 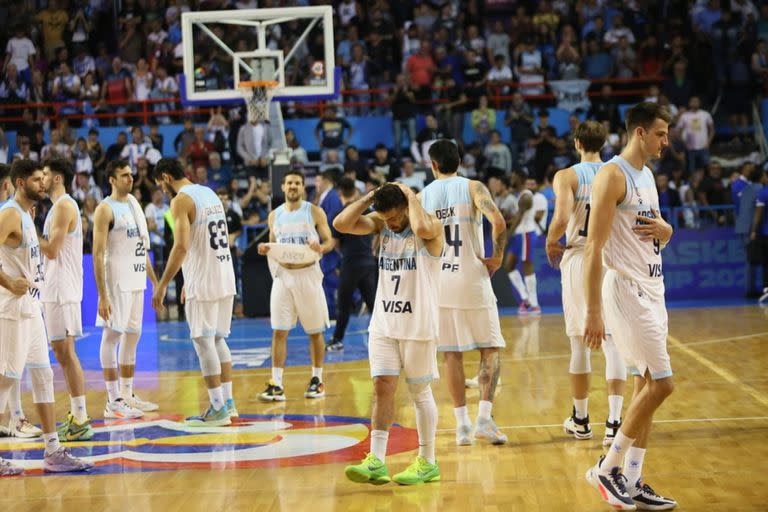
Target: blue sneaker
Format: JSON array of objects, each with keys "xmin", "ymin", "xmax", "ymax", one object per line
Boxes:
[
  {"xmin": 225, "ymin": 399, "xmax": 239, "ymax": 419},
  {"xmin": 185, "ymin": 405, "xmax": 232, "ymax": 427}
]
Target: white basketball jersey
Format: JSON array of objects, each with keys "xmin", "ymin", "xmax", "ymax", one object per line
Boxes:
[
  {"xmin": 601, "ymin": 156, "xmax": 665, "ymax": 299},
  {"xmin": 0, "ymin": 200, "xmax": 43, "ymax": 318},
  {"xmin": 421, "ymin": 176, "xmax": 496, "ymax": 308},
  {"xmin": 514, "ymin": 189, "xmax": 537, "ymax": 234},
  {"xmin": 42, "ymin": 194, "xmax": 83, "ymax": 304},
  {"xmin": 178, "ymin": 184, "xmax": 237, "ymax": 301},
  {"xmin": 368, "ymin": 226, "xmax": 441, "ymax": 341},
  {"xmin": 564, "ymin": 162, "xmax": 603, "ymax": 252},
  {"xmin": 272, "ymin": 201, "xmax": 319, "ymax": 246},
  {"xmin": 103, "ymin": 197, "xmax": 147, "ymax": 292}
]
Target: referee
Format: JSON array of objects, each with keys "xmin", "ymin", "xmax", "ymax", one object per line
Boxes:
[{"xmin": 326, "ymin": 177, "xmax": 377, "ymax": 351}]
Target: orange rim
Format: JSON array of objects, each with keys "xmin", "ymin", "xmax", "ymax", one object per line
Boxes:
[{"xmin": 237, "ymin": 80, "xmax": 279, "ymax": 88}]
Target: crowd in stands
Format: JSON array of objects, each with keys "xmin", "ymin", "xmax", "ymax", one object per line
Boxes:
[{"xmin": 1, "ymin": 0, "xmax": 767, "ymax": 304}]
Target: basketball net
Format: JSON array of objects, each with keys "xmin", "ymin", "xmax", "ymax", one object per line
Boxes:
[{"xmin": 237, "ymin": 80, "xmax": 279, "ymax": 123}]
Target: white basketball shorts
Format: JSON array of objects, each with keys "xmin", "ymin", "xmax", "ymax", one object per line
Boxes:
[
  {"xmin": 602, "ymin": 269, "xmax": 672, "ymax": 380},
  {"xmin": 437, "ymin": 306, "xmax": 505, "ymax": 352},
  {"xmin": 0, "ymin": 304, "xmax": 50, "ymax": 379},
  {"xmin": 43, "ymin": 302, "xmax": 83, "ymax": 342},
  {"xmin": 96, "ymin": 289, "xmax": 144, "ymax": 334},
  {"xmin": 186, "ymin": 296, "xmax": 234, "ymax": 339},
  {"xmin": 270, "ymin": 264, "xmax": 329, "ymax": 334},
  {"xmin": 368, "ymin": 334, "xmax": 439, "ymax": 384}
]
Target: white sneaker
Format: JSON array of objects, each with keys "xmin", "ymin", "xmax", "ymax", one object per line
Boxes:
[
  {"xmin": 9, "ymin": 416, "xmax": 43, "ymax": 438},
  {"xmin": 104, "ymin": 398, "xmax": 144, "ymax": 419},
  {"xmin": 464, "ymin": 376, "xmax": 502, "ymax": 388},
  {"xmin": 456, "ymin": 424, "xmax": 473, "ymax": 446},
  {"xmin": 125, "ymin": 394, "xmax": 159, "ymax": 412},
  {"xmin": 474, "ymin": 418, "xmax": 508, "ymax": 445}
]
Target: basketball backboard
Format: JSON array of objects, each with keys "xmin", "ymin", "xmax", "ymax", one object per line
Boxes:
[{"xmin": 180, "ymin": 6, "xmax": 336, "ymax": 103}]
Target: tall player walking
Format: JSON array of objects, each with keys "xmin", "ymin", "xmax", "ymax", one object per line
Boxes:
[
  {"xmin": 39, "ymin": 159, "xmax": 94, "ymax": 440},
  {"xmin": 152, "ymin": 158, "xmax": 239, "ymax": 426},
  {"xmin": 420, "ymin": 139, "xmax": 508, "ymax": 445},
  {"xmin": 545, "ymin": 122, "xmax": 627, "ymax": 445},
  {"xmin": 583, "ymin": 103, "xmax": 677, "ymax": 510},
  {"xmin": 93, "ymin": 160, "xmax": 159, "ymax": 419},
  {"xmin": 337, "ymin": 183, "xmax": 444, "ymax": 485}
]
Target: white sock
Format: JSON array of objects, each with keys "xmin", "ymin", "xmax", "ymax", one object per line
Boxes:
[
  {"xmin": 524, "ymin": 274, "xmax": 539, "ymax": 307},
  {"xmin": 272, "ymin": 367, "xmax": 284, "ymax": 387},
  {"xmin": 312, "ymin": 367, "xmax": 323, "ymax": 382},
  {"xmin": 207, "ymin": 386, "xmax": 225, "ymax": 410},
  {"xmin": 119, "ymin": 376, "xmax": 133, "ymax": 399},
  {"xmin": 370, "ymin": 429, "xmax": 389, "ymax": 462},
  {"xmin": 508, "ymin": 270, "xmax": 529, "ymax": 301},
  {"xmin": 9, "ymin": 381, "xmax": 23, "ymax": 420},
  {"xmin": 573, "ymin": 397, "xmax": 589, "ymax": 419},
  {"xmin": 43, "ymin": 432, "xmax": 61, "ymax": 455},
  {"xmin": 600, "ymin": 430, "xmax": 635, "ymax": 475},
  {"xmin": 477, "ymin": 400, "xmax": 493, "ymax": 422},
  {"xmin": 624, "ymin": 446, "xmax": 646, "ymax": 486},
  {"xmin": 222, "ymin": 381, "xmax": 233, "ymax": 401},
  {"xmin": 105, "ymin": 380, "xmax": 120, "ymax": 403},
  {"xmin": 453, "ymin": 405, "xmax": 471, "ymax": 427},
  {"xmin": 70, "ymin": 396, "xmax": 87, "ymax": 423},
  {"xmin": 413, "ymin": 388, "xmax": 438, "ymax": 464},
  {"xmin": 608, "ymin": 395, "xmax": 624, "ymax": 423}
]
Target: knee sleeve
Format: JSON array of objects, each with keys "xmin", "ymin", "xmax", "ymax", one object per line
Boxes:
[
  {"xmin": 408, "ymin": 384, "xmax": 437, "ymax": 444},
  {"xmin": 569, "ymin": 336, "xmax": 591, "ymax": 374},
  {"xmin": 602, "ymin": 335, "xmax": 627, "ymax": 381},
  {"xmin": 215, "ymin": 337, "xmax": 232, "ymax": 364},
  {"xmin": 192, "ymin": 336, "xmax": 221, "ymax": 377},
  {"xmin": 100, "ymin": 328, "xmax": 121, "ymax": 369},
  {"xmin": 407, "ymin": 382, "xmax": 432, "ymax": 402},
  {"xmin": 118, "ymin": 332, "xmax": 140, "ymax": 366},
  {"xmin": 30, "ymin": 367, "xmax": 54, "ymax": 403}
]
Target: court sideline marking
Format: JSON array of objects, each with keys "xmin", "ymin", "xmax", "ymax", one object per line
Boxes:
[{"xmin": 667, "ymin": 334, "xmax": 768, "ymax": 408}]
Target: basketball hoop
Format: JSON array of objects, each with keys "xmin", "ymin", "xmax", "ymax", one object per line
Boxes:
[{"xmin": 237, "ymin": 80, "xmax": 279, "ymax": 123}]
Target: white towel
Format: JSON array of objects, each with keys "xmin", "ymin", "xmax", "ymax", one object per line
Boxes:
[
  {"xmin": 126, "ymin": 193, "xmax": 151, "ymax": 248},
  {"xmin": 265, "ymin": 243, "xmax": 320, "ymax": 278}
]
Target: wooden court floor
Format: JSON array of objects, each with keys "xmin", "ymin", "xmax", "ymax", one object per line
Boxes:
[{"xmin": 2, "ymin": 305, "xmax": 767, "ymax": 511}]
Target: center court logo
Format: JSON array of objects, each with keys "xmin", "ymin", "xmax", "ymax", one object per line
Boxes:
[{"xmin": 0, "ymin": 414, "xmax": 417, "ymax": 475}]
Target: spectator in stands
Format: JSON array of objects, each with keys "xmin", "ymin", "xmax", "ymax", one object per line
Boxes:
[
  {"xmin": 41, "ymin": 129, "xmax": 72, "ymax": 161},
  {"xmin": 105, "ymin": 130, "xmax": 128, "ymax": 165},
  {"xmin": 151, "ymin": 65, "xmax": 178, "ymax": 124},
  {"xmin": 315, "ymin": 106, "xmax": 353, "ymax": 163},
  {"xmin": 529, "ymin": 110, "xmax": 558, "ymax": 180},
  {"xmin": 0, "ymin": 64, "xmax": 29, "ymax": 113},
  {"xmin": 515, "ymin": 37, "xmax": 545, "ymax": 95},
  {"xmin": 236, "ymin": 117, "xmax": 272, "ymax": 178},
  {"xmin": 484, "ymin": 130, "xmax": 512, "ymax": 174},
  {"xmin": 698, "ymin": 161, "xmax": 729, "ymax": 224},
  {"xmin": 639, "ymin": 34, "xmax": 663, "ymax": 77},
  {"xmin": 435, "ymin": 76, "xmax": 468, "ymax": 144},
  {"xmin": 337, "ymin": 25, "xmax": 364, "ymax": 66},
  {"xmin": 121, "ymin": 126, "xmax": 152, "ymax": 172},
  {"xmin": 612, "ymin": 36, "xmax": 638, "ymax": 78},
  {"xmin": 677, "ymin": 96, "xmax": 714, "ymax": 173},
  {"xmin": 134, "ymin": 157, "xmax": 154, "ymax": 199},
  {"xmin": 51, "ymin": 62, "xmax": 81, "ymax": 116},
  {"xmin": 145, "ymin": 186, "xmax": 168, "ymax": 277},
  {"xmin": 588, "ymin": 84, "xmax": 621, "ymax": 131},
  {"xmin": 102, "ymin": 57, "xmax": 133, "ymax": 125},
  {"xmin": 751, "ymin": 39, "xmax": 768, "ymax": 93},
  {"xmin": 735, "ymin": 165, "xmax": 763, "ymax": 297},
  {"xmin": 238, "ymin": 177, "xmax": 270, "ymax": 225},
  {"xmin": 72, "ymin": 169, "xmax": 103, "ymax": 204},
  {"xmin": 0, "ymin": 129, "xmax": 8, "ymax": 164},
  {"xmin": 656, "ymin": 173, "xmax": 682, "ymax": 212},
  {"xmin": 147, "ymin": 122, "xmax": 163, "ymax": 151},
  {"xmin": 389, "ymin": 73, "xmax": 418, "ymax": 158},
  {"xmin": 187, "ymin": 126, "xmax": 214, "ymax": 169},
  {"xmin": 132, "ymin": 58, "xmax": 153, "ymax": 103},
  {"xmin": 581, "ymin": 14, "xmax": 606, "ymax": 41},
  {"xmin": 487, "ymin": 21, "xmax": 511, "ymax": 65},
  {"xmin": 4, "ymin": 24, "xmax": 36, "ymax": 84},
  {"xmin": 396, "ymin": 159, "xmax": 425, "ymax": 191},
  {"xmin": 487, "ymin": 54, "xmax": 514, "ymax": 95},
  {"xmin": 193, "ymin": 166, "xmax": 217, "ymax": 190},
  {"xmin": 584, "ymin": 38, "xmax": 614, "ymax": 80},
  {"xmin": 174, "ymin": 117, "xmax": 195, "ymax": 155},
  {"xmin": 72, "ymin": 45, "xmax": 95, "ymax": 80},
  {"xmin": 343, "ymin": 146, "xmax": 366, "ymax": 181},
  {"xmin": 462, "ymin": 48, "xmax": 487, "ymax": 102},
  {"xmin": 694, "ymin": 0, "xmax": 723, "ymax": 36},
  {"xmin": 604, "ymin": 14, "xmax": 636, "ymax": 47},
  {"xmin": 369, "ymin": 143, "xmax": 401, "ymax": 181},
  {"xmin": 556, "ymin": 26, "xmax": 581, "ymax": 79},
  {"xmin": 285, "ymin": 129, "xmax": 308, "ymax": 168},
  {"xmin": 471, "ymin": 95, "xmax": 496, "ymax": 146},
  {"xmin": 73, "ymin": 137, "xmax": 93, "ymax": 175},
  {"xmin": 406, "ymin": 40, "xmax": 436, "ymax": 107},
  {"xmin": 12, "ymin": 136, "xmax": 39, "ymax": 162},
  {"xmin": 207, "ymin": 152, "xmax": 231, "ymax": 189},
  {"xmin": 412, "ymin": 115, "xmax": 450, "ymax": 168},
  {"xmin": 663, "ymin": 59, "xmax": 695, "ymax": 109},
  {"xmin": 657, "ymin": 126, "xmax": 687, "ymax": 175},
  {"xmin": 80, "ymin": 71, "xmax": 100, "ymax": 104},
  {"xmin": 346, "ymin": 43, "xmax": 371, "ymax": 116},
  {"xmin": 36, "ymin": 0, "xmax": 69, "ymax": 61},
  {"xmin": 505, "ymin": 92, "xmax": 534, "ymax": 170}
]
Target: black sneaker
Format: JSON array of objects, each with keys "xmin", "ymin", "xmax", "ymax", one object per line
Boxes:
[
  {"xmin": 563, "ymin": 407, "xmax": 592, "ymax": 439},
  {"xmin": 326, "ymin": 339, "xmax": 344, "ymax": 352},
  {"xmin": 585, "ymin": 455, "xmax": 636, "ymax": 510},
  {"xmin": 630, "ymin": 479, "xmax": 677, "ymax": 510},
  {"xmin": 258, "ymin": 380, "xmax": 286, "ymax": 402},
  {"xmin": 304, "ymin": 376, "xmax": 325, "ymax": 398},
  {"xmin": 603, "ymin": 418, "xmax": 622, "ymax": 446}
]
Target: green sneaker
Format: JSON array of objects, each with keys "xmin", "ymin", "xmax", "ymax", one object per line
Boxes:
[
  {"xmin": 185, "ymin": 405, "xmax": 232, "ymax": 427},
  {"xmin": 392, "ymin": 456, "xmax": 441, "ymax": 485},
  {"xmin": 57, "ymin": 413, "xmax": 95, "ymax": 442},
  {"xmin": 345, "ymin": 453, "xmax": 391, "ymax": 485}
]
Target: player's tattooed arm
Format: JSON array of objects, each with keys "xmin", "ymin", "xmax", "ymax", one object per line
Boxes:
[{"xmin": 471, "ymin": 180, "xmax": 506, "ymax": 274}]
